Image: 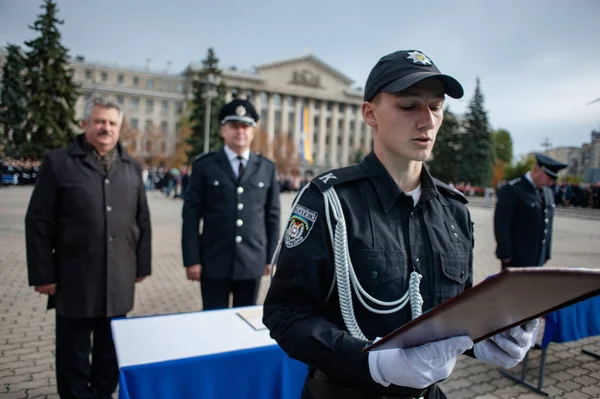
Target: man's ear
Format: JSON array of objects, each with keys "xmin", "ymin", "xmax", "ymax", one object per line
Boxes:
[{"xmin": 362, "ymin": 101, "xmax": 378, "ymax": 129}]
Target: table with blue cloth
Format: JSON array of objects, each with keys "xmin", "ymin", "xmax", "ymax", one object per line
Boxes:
[
  {"xmin": 111, "ymin": 306, "xmax": 308, "ymax": 399},
  {"xmin": 500, "ymin": 294, "xmax": 600, "ymax": 396}
]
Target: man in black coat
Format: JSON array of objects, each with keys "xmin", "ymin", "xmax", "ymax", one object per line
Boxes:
[
  {"xmin": 25, "ymin": 97, "xmax": 152, "ymax": 399},
  {"xmin": 494, "ymin": 154, "xmax": 567, "ymax": 269},
  {"xmin": 182, "ymin": 98, "xmax": 281, "ymax": 310}
]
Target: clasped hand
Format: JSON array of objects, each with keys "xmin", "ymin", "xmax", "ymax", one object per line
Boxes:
[
  {"xmin": 369, "ymin": 335, "xmax": 473, "ymax": 389},
  {"xmin": 474, "ymin": 319, "xmax": 539, "ymax": 369}
]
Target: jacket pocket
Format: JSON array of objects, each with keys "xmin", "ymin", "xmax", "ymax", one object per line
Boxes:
[{"xmin": 437, "ymin": 252, "xmax": 470, "ymax": 301}]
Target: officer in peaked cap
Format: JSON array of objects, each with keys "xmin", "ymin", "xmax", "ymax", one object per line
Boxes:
[
  {"xmin": 263, "ymin": 50, "xmax": 538, "ymax": 399},
  {"xmin": 495, "ymin": 153, "xmax": 568, "ymax": 270},
  {"xmin": 182, "ymin": 98, "xmax": 280, "ymax": 311}
]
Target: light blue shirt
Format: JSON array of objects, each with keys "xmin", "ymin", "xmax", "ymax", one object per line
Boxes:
[{"xmin": 223, "ymin": 145, "xmax": 250, "ymax": 178}]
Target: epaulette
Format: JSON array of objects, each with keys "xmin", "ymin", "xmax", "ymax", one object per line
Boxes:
[
  {"xmin": 433, "ymin": 178, "xmax": 468, "ymax": 204},
  {"xmin": 508, "ymin": 177, "xmax": 521, "ymax": 185},
  {"xmin": 192, "ymin": 151, "xmax": 215, "ymax": 164},
  {"xmin": 310, "ymin": 165, "xmax": 367, "ymax": 193}
]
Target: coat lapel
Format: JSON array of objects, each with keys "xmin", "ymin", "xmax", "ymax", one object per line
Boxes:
[
  {"xmin": 215, "ymin": 148, "xmax": 238, "ymax": 184},
  {"xmin": 240, "ymin": 153, "xmax": 260, "ymax": 185}
]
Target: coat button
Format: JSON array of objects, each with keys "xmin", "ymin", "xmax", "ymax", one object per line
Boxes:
[
  {"xmin": 235, "ymin": 236, "xmax": 242, "ymax": 243},
  {"xmin": 544, "ymin": 209, "xmax": 548, "ymax": 214},
  {"xmin": 450, "ymin": 224, "xmax": 455, "ymax": 229},
  {"xmin": 106, "ymin": 206, "xmax": 112, "ymax": 212},
  {"xmin": 236, "ymin": 219, "xmax": 243, "ymax": 227},
  {"xmin": 371, "ymin": 271, "xmax": 378, "ymax": 279},
  {"xmin": 461, "ymin": 270, "xmax": 465, "ymax": 278},
  {"xmin": 415, "ymin": 257, "xmax": 420, "ymax": 266},
  {"xmin": 545, "ymin": 218, "xmax": 549, "ymax": 224},
  {"xmin": 213, "ymin": 180, "xmax": 219, "ymax": 186},
  {"xmin": 258, "ymin": 182, "xmax": 264, "ymax": 188},
  {"xmin": 104, "ymin": 179, "xmax": 110, "ymax": 184},
  {"xmin": 544, "ymin": 229, "xmax": 548, "ymax": 234},
  {"xmin": 531, "ymin": 203, "xmax": 535, "ymax": 207},
  {"xmin": 108, "ymin": 236, "xmax": 113, "ymax": 242},
  {"xmin": 237, "ymin": 203, "xmax": 244, "ymax": 211},
  {"xmin": 542, "ymin": 239, "xmax": 546, "ymax": 244},
  {"xmin": 237, "ymin": 187, "xmax": 244, "ymax": 194},
  {"xmin": 453, "ymin": 233, "xmax": 458, "ymax": 238}
]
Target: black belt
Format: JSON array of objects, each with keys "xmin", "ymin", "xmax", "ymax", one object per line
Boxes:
[{"xmin": 305, "ymin": 369, "xmax": 428, "ymax": 399}]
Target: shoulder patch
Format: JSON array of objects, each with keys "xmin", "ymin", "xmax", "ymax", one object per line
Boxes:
[
  {"xmin": 433, "ymin": 178, "xmax": 468, "ymax": 204},
  {"xmin": 508, "ymin": 177, "xmax": 521, "ymax": 185},
  {"xmin": 310, "ymin": 165, "xmax": 366, "ymax": 193},
  {"xmin": 284, "ymin": 204, "xmax": 318, "ymax": 248}
]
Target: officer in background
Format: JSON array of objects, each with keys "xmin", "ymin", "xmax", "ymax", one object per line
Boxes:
[
  {"xmin": 263, "ymin": 50, "xmax": 538, "ymax": 399},
  {"xmin": 182, "ymin": 99, "xmax": 281, "ymax": 310},
  {"xmin": 494, "ymin": 154, "xmax": 568, "ymax": 269}
]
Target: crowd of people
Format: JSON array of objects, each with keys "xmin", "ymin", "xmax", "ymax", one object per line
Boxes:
[{"xmin": 1, "ymin": 158, "xmax": 41, "ymax": 186}]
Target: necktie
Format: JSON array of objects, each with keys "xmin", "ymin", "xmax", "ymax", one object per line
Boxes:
[{"xmin": 237, "ymin": 156, "xmax": 246, "ymax": 180}]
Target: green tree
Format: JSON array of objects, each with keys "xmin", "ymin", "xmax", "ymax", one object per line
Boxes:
[
  {"xmin": 353, "ymin": 148, "xmax": 365, "ymax": 164},
  {"xmin": 492, "ymin": 128, "xmax": 513, "ymax": 163},
  {"xmin": 460, "ymin": 78, "xmax": 495, "ymax": 187},
  {"xmin": 428, "ymin": 107, "xmax": 462, "ymax": 183},
  {"xmin": 186, "ymin": 48, "xmax": 226, "ymax": 161},
  {"xmin": 21, "ymin": 0, "xmax": 79, "ymax": 159},
  {"xmin": 0, "ymin": 44, "xmax": 28, "ymax": 158},
  {"xmin": 504, "ymin": 154, "xmax": 536, "ymax": 181}
]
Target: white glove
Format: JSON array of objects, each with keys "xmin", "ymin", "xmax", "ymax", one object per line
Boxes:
[
  {"xmin": 368, "ymin": 336, "xmax": 474, "ymax": 389},
  {"xmin": 474, "ymin": 319, "xmax": 539, "ymax": 369}
]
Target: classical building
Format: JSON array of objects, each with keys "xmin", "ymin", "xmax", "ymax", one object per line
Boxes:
[{"xmin": 0, "ymin": 49, "xmax": 371, "ymax": 170}]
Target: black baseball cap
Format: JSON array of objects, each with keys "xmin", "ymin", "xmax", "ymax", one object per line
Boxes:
[{"xmin": 363, "ymin": 50, "xmax": 464, "ymax": 102}]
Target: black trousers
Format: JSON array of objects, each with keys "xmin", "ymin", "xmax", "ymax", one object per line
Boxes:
[
  {"xmin": 200, "ymin": 277, "xmax": 261, "ymax": 310},
  {"xmin": 55, "ymin": 313, "xmax": 122, "ymax": 399}
]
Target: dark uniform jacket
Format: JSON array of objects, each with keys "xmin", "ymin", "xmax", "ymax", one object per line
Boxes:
[
  {"xmin": 182, "ymin": 147, "xmax": 281, "ymax": 280},
  {"xmin": 25, "ymin": 134, "xmax": 152, "ymax": 318},
  {"xmin": 263, "ymin": 152, "xmax": 474, "ymax": 397},
  {"xmin": 494, "ymin": 175, "xmax": 555, "ymax": 267}
]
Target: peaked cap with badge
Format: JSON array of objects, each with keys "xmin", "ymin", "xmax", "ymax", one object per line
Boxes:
[
  {"xmin": 535, "ymin": 153, "xmax": 568, "ymax": 180},
  {"xmin": 219, "ymin": 98, "xmax": 260, "ymax": 127},
  {"xmin": 363, "ymin": 49, "xmax": 464, "ymax": 102}
]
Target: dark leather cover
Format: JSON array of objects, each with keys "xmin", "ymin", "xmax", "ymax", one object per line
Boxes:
[{"xmin": 364, "ymin": 267, "xmax": 600, "ymax": 351}]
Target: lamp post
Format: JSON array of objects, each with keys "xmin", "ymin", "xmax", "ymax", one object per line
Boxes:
[{"xmin": 201, "ymin": 73, "xmax": 221, "ymax": 154}]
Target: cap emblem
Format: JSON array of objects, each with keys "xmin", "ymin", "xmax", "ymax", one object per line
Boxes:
[
  {"xmin": 406, "ymin": 51, "xmax": 432, "ymax": 66},
  {"xmin": 235, "ymin": 105, "xmax": 246, "ymax": 116}
]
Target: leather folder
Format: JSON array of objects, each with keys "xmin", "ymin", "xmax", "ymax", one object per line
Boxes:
[{"xmin": 363, "ymin": 267, "xmax": 600, "ymax": 352}]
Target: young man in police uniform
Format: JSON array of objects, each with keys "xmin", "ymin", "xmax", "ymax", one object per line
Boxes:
[
  {"xmin": 263, "ymin": 50, "xmax": 538, "ymax": 399},
  {"xmin": 182, "ymin": 99, "xmax": 280, "ymax": 310},
  {"xmin": 494, "ymin": 154, "xmax": 567, "ymax": 269}
]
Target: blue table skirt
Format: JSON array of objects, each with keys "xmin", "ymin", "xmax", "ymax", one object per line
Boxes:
[
  {"xmin": 118, "ymin": 344, "xmax": 308, "ymax": 399},
  {"xmin": 541, "ymin": 294, "xmax": 600, "ymax": 349}
]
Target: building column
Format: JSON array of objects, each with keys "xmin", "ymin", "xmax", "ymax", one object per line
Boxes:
[
  {"xmin": 340, "ymin": 106, "xmax": 351, "ymax": 167},
  {"xmin": 293, "ymin": 99, "xmax": 302, "ymax": 163},
  {"xmin": 267, "ymin": 94, "xmax": 275, "ymax": 159},
  {"xmin": 308, "ymin": 99, "xmax": 317, "ymax": 167},
  {"xmin": 316, "ymin": 102, "xmax": 327, "ymax": 167},
  {"xmin": 330, "ymin": 104, "xmax": 340, "ymax": 169}
]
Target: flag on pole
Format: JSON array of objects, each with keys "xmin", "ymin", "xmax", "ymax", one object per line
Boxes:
[{"xmin": 299, "ymin": 106, "xmax": 313, "ymax": 164}]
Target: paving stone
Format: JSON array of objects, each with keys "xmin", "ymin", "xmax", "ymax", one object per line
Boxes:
[
  {"xmin": 26, "ymin": 385, "xmax": 58, "ymax": 397},
  {"xmin": 580, "ymin": 384, "xmax": 600, "ymax": 397},
  {"xmin": 556, "ymin": 380, "xmax": 583, "ymax": 392},
  {"xmin": 562, "ymin": 391, "xmax": 592, "ymax": 399}
]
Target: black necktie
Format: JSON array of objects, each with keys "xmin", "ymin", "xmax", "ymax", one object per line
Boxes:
[{"xmin": 237, "ymin": 156, "xmax": 245, "ymax": 180}]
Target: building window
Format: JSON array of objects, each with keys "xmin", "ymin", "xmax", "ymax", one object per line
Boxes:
[
  {"xmin": 326, "ymin": 135, "xmax": 330, "ymax": 145},
  {"xmin": 176, "ymin": 82, "xmax": 184, "ymax": 92},
  {"xmin": 85, "ymin": 70, "xmax": 92, "ymax": 80},
  {"xmin": 146, "ymin": 99, "xmax": 153, "ymax": 113},
  {"xmin": 326, "ymin": 118, "xmax": 332, "ymax": 129},
  {"xmin": 175, "ymin": 122, "xmax": 182, "ymax": 133},
  {"xmin": 337, "ymin": 136, "xmax": 342, "ymax": 145},
  {"xmin": 145, "ymin": 120, "xmax": 153, "ymax": 132},
  {"xmin": 339, "ymin": 103, "xmax": 345, "ymax": 113},
  {"xmin": 288, "ymin": 112, "xmax": 295, "ymax": 133},
  {"xmin": 350, "ymin": 121, "xmax": 356, "ymax": 132},
  {"xmin": 231, "ymin": 88, "xmax": 239, "ymax": 98},
  {"xmin": 313, "ymin": 134, "xmax": 318, "ymax": 143},
  {"xmin": 161, "ymin": 80, "xmax": 169, "ymax": 91},
  {"xmin": 327, "ymin": 102, "xmax": 334, "ymax": 111},
  {"xmin": 274, "ymin": 111, "xmax": 282, "ymax": 133},
  {"xmin": 130, "ymin": 118, "xmax": 139, "ymax": 129},
  {"xmin": 246, "ymin": 90, "xmax": 254, "ymax": 102},
  {"xmin": 175, "ymin": 101, "xmax": 183, "ymax": 115},
  {"xmin": 84, "ymin": 92, "xmax": 92, "ymax": 101},
  {"xmin": 287, "ymin": 96, "xmax": 294, "ymax": 107},
  {"xmin": 146, "ymin": 140, "xmax": 152, "ymax": 153},
  {"xmin": 313, "ymin": 116, "xmax": 319, "ymax": 129},
  {"xmin": 349, "ymin": 137, "xmax": 354, "ymax": 147},
  {"xmin": 118, "ymin": 74, "xmax": 124, "ymax": 84},
  {"xmin": 101, "ymin": 72, "xmax": 108, "ymax": 82},
  {"xmin": 147, "ymin": 79, "xmax": 154, "ymax": 89},
  {"xmin": 160, "ymin": 142, "xmax": 166, "ymax": 153},
  {"xmin": 131, "ymin": 97, "xmax": 139, "ymax": 111},
  {"xmin": 260, "ymin": 92, "xmax": 268, "ymax": 105},
  {"xmin": 161, "ymin": 100, "xmax": 169, "ymax": 115},
  {"xmin": 314, "ymin": 100, "xmax": 322, "ymax": 109},
  {"xmin": 351, "ymin": 104, "xmax": 358, "ymax": 114},
  {"xmin": 116, "ymin": 95, "xmax": 124, "ymax": 105},
  {"xmin": 338, "ymin": 120, "xmax": 343, "ymax": 130},
  {"xmin": 133, "ymin": 76, "xmax": 139, "ymax": 86},
  {"xmin": 160, "ymin": 121, "xmax": 168, "ymax": 134},
  {"xmin": 260, "ymin": 109, "xmax": 268, "ymax": 126},
  {"xmin": 273, "ymin": 94, "xmax": 282, "ymax": 106}
]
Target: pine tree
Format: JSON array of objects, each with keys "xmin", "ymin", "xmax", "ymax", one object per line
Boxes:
[
  {"xmin": 186, "ymin": 48, "xmax": 226, "ymax": 161},
  {"xmin": 427, "ymin": 107, "xmax": 462, "ymax": 183},
  {"xmin": 0, "ymin": 44, "xmax": 28, "ymax": 158},
  {"xmin": 459, "ymin": 78, "xmax": 495, "ymax": 187},
  {"xmin": 22, "ymin": 0, "xmax": 79, "ymax": 160}
]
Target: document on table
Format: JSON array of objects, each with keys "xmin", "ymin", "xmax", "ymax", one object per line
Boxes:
[{"xmin": 236, "ymin": 307, "xmax": 267, "ymax": 331}]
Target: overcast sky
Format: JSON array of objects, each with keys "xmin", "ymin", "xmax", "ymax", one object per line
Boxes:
[{"xmin": 1, "ymin": 0, "xmax": 599, "ymax": 158}]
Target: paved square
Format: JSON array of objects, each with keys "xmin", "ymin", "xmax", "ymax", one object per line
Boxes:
[{"xmin": 1, "ymin": 187, "xmax": 599, "ymax": 398}]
